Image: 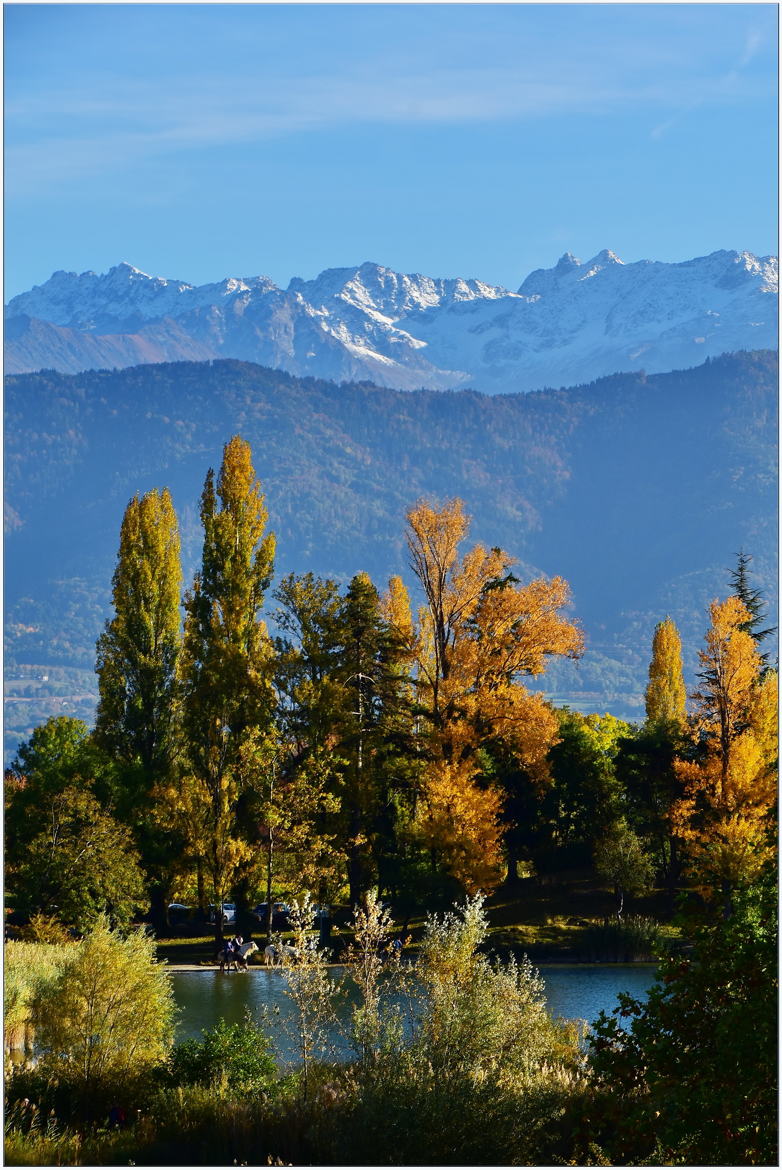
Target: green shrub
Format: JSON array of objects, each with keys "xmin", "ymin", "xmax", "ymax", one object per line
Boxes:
[
  {"xmin": 17, "ymin": 913, "xmax": 74, "ymax": 945},
  {"xmin": 168, "ymin": 1016, "xmax": 275, "ymax": 1093},
  {"xmin": 324, "ymin": 896, "xmax": 588, "ymax": 1165},
  {"xmin": 588, "ymin": 876, "xmax": 778, "ymax": 1166},
  {"xmin": 30, "ymin": 917, "xmax": 175, "ymax": 1120}
]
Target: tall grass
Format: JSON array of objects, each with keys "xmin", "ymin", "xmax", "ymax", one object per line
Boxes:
[
  {"xmin": 4, "ymin": 942, "xmax": 72, "ymax": 1051},
  {"xmin": 582, "ymin": 916, "xmax": 666, "ymax": 962}
]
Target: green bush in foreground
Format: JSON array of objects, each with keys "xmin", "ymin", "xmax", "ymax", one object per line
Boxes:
[
  {"xmin": 167, "ymin": 1016, "xmax": 275, "ymax": 1093},
  {"xmin": 26, "ymin": 918, "xmax": 175, "ymax": 1121},
  {"xmin": 588, "ymin": 874, "xmax": 778, "ymax": 1166}
]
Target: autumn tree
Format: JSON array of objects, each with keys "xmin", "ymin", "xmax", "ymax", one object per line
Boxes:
[
  {"xmin": 403, "ymin": 498, "xmax": 582, "ymax": 891},
  {"xmin": 672, "ymin": 596, "xmax": 777, "ymax": 913},
  {"xmin": 178, "ymin": 436, "xmax": 276, "ymax": 934},
  {"xmin": 94, "ymin": 488, "xmax": 183, "ymax": 928},
  {"xmin": 95, "ymin": 488, "xmax": 182, "ymax": 776},
  {"xmin": 610, "ymin": 616, "xmax": 687, "ymax": 894},
  {"xmin": 645, "ymin": 616, "xmax": 686, "ymax": 726}
]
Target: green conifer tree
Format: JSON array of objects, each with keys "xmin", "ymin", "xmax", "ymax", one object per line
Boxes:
[{"xmin": 728, "ymin": 550, "xmax": 776, "ymax": 665}]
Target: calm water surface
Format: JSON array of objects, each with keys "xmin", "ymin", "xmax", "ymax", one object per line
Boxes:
[{"xmin": 170, "ymin": 964, "xmax": 656, "ymax": 1062}]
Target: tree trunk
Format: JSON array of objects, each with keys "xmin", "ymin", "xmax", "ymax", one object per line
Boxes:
[
  {"xmin": 196, "ymin": 860, "xmax": 206, "ymax": 915},
  {"xmin": 148, "ymin": 884, "xmax": 169, "ymax": 935},
  {"xmin": 265, "ymin": 828, "xmax": 274, "ymax": 942},
  {"xmin": 616, "ymin": 883, "xmax": 625, "ymax": 920},
  {"xmin": 505, "ymin": 847, "xmax": 520, "ymax": 885}
]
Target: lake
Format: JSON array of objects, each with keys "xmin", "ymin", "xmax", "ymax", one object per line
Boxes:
[{"xmin": 170, "ymin": 963, "xmax": 656, "ymax": 1063}]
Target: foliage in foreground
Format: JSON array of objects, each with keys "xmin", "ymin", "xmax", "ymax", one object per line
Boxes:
[
  {"xmin": 320, "ymin": 895, "xmax": 589, "ymax": 1166},
  {"xmin": 167, "ymin": 1016, "xmax": 275, "ymax": 1094},
  {"xmin": 4, "ymin": 940, "xmax": 72, "ymax": 1047},
  {"xmin": 19, "ymin": 919, "xmax": 176, "ymax": 1121},
  {"xmin": 588, "ymin": 873, "xmax": 778, "ymax": 1166},
  {"xmin": 6, "ymin": 884, "xmax": 777, "ymax": 1167}
]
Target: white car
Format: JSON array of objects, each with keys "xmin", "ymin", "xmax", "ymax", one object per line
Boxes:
[{"xmin": 208, "ymin": 902, "xmax": 236, "ymax": 925}]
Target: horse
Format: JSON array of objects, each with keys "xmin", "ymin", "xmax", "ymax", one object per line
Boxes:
[
  {"xmin": 218, "ymin": 940, "xmax": 258, "ymax": 973},
  {"xmin": 263, "ymin": 943, "xmax": 298, "ymax": 967}
]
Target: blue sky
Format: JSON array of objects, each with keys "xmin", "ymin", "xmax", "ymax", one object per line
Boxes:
[{"xmin": 4, "ymin": 3, "xmax": 778, "ymax": 298}]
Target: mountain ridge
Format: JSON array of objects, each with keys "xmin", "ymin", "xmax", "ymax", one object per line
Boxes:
[
  {"xmin": 4, "ymin": 348, "xmax": 777, "ymax": 760},
  {"xmin": 6, "ymin": 249, "xmax": 777, "ymax": 393}
]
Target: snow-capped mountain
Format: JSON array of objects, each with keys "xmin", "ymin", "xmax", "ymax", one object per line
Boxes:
[{"xmin": 5, "ymin": 250, "xmax": 777, "ymax": 392}]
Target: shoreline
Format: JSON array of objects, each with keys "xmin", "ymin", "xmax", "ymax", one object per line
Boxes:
[{"xmin": 164, "ymin": 958, "xmax": 659, "ymax": 973}]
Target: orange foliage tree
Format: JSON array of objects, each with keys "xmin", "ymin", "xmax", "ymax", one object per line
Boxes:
[
  {"xmin": 395, "ymin": 499, "xmax": 583, "ymax": 892},
  {"xmin": 672, "ymin": 596, "xmax": 777, "ymax": 912}
]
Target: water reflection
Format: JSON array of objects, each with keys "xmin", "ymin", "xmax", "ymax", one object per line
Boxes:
[{"xmin": 169, "ymin": 964, "xmax": 656, "ymax": 1063}]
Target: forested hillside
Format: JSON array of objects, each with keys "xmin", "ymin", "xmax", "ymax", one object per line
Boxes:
[{"xmin": 4, "ymin": 349, "xmax": 777, "ymax": 757}]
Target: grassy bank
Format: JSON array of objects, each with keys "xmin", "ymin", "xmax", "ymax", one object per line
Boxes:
[{"xmin": 154, "ymin": 873, "xmax": 681, "ymax": 966}]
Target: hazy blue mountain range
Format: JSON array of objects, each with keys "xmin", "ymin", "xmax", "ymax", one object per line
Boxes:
[
  {"xmin": 5, "ymin": 249, "xmax": 777, "ymax": 393},
  {"xmin": 4, "ymin": 349, "xmax": 777, "ymax": 760}
]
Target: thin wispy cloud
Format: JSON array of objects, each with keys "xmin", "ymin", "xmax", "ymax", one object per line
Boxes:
[
  {"xmin": 650, "ymin": 20, "xmax": 772, "ymax": 140},
  {"xmin": 7, "ymin": 54, "xmax": 770, "ymax": 195}
]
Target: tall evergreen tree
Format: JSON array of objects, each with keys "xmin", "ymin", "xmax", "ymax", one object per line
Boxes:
[
  {"xmin": 179, "ymin": 436, "xmax": 276, "ymax": 933},
  {"xmin": 728, "ymin": 550, "xmax": 776, "ymax": 664},
  {"xmin": 645, "ymin": 616, "xmax": 686, "ymax": 726},
  {"xmin": 337, "ymin": 571, "xmax": 412, "ymax": 904}
]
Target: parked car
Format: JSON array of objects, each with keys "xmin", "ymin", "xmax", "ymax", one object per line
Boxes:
[
  {"xmin": 253, "ymin": 902, "xmax": 290, "ymax": 925},
  {"xmin": 168, "ymin": 902, "xmax": 191, "ymax": 912},
  {"xmin": 208, "ymin": 902, "xmax": 236, "ymax": 925}
]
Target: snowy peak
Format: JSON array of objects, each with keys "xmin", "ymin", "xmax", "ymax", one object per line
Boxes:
[
  {"xmin": 5, "ymin": 249, "xmax": 777, "ymax": 393},
  {"xmin": 288, "ymin": 261, "xmax": 510, "ymax": 319},
  {"xmin": 7, "ymin": 262, "xmax": 196, "ymax": 329}
]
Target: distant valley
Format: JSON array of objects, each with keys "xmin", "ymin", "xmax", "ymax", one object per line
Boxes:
[{"xmin": 4, "ymin": 349, "xmax": 777, "ymax": 759}]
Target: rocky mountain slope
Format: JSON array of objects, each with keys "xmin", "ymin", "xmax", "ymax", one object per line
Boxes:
[
  {"xmin": 6, "ymin": 250, "xmax": 777, "ymax": 392},
  {"xmin": 4, "ymin": 350, "xmax": 777, "ymax": 759}
]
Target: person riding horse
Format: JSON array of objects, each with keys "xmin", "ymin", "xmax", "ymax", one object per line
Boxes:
[{"xmin": 218, "ymin": 935, "xmax": 259, "ymax": 972}]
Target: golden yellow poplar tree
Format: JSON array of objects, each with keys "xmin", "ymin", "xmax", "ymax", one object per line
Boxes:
[
  {"xmin": 178, "ymin": 437, "xmax": 276, "ymax": 928},
  {"xmin": 645, "ymin": 616, "xmax": 686, "ymax": 726},
  {"xmin": 96, "ymin": 488, "xmax": 182, "ymax": 776},
  {"xmin": 95, "ymin": 488, "xmax": 182, "ymax": 930},
  {"xmin": 404, "ymin": 498, "xmax": 583, "ymax": 891},
  {"xmin": 672, "ymin": 596, "xmax": 777, "ymax": 909}
]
